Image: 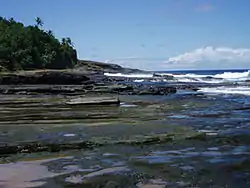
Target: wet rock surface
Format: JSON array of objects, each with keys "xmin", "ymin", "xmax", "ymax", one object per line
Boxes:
[
  {"xmin": 1, "ymin": 71, "xmax": 250, "ymax": 187},
  {"xmin": 66, "ymin": 96, "xmax": 120, "ymax": 106},
  {"xmin": 0, "ymin": 70, "xmax": 179, "ymax": 96},
  {"xmin": 0, "ymin": 70, "xmax": 90, "ymax": 85}
]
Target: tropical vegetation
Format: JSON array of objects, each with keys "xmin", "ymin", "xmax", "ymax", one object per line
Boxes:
[{"xmin": 0, "ymin": 17, "xmax": 77, "ymax": 71}]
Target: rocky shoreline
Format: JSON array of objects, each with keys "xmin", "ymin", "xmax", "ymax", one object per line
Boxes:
[
  {"xmin": 0, "ymin": 69, "xmax": 179, "ymax": 96},
  {"xmin": 1, "ymin": 66, "xmax": 250, "ymax": 188},
  {"xmin": 3, "ymin": 61, "xmax": 231, "ymax": 98},
  {"xmin": 0, "ymin": 132, "xmax": 208, "ymax": 155},
  {"xmin": 0, "ymin": 62, "xmax": 203, "ymax": 156}
]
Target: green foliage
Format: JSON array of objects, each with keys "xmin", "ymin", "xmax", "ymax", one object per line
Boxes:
[{"xmin": 0, "ymin": 16, "xmax": 77, "ymax": 71}]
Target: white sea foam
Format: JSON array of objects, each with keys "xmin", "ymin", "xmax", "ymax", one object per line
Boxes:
[
  {"xmin": 153, "ymin": 73, "xmax": 174, "ymax": 77},
  {"xmin": 174, "ymin": 74, "xmax": 211, "ymax": 79},
  {"xmin": 214, "ymin": 70, "xmax": 250, "ymax": 80},
  {"xmin": 175, "ymin": 78, "xmax": 200, "ymax": 83},
  {"xmin": 104, "ymin": 70, "xmax": 250, "ymax": 84},
  {"xmin": 134, "ymin": 79, "xmax": 145, "ymax": 82},
  {"xmin": 169, "ymin": 70, "xmax": 250, "ymax": 83},
  {"xmin": 176, "ymin": 78, "xmax": 222, "ymax": 84},
  {"xmin": 63, "ymin": 133, "xmax": 76, "ymax": 137},
  {"xmin": 104, "ymin": 73, "xmax": 153, "ymax": 78},
  {"xmin": 198, "ymin": 86, "xmax": 250, "ymax": 95}
]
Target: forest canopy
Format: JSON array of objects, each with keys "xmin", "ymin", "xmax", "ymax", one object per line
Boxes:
[{"xmin": 0, "ymin": 17, "xmax": 77, "ymax": 71}]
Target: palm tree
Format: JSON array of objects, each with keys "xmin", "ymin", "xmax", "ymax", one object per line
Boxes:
[
  {"xmin": 9, "ymin": 17, "xmax": 15, "ymax": 24},
  {"xmin": 61, "ymin": 38, "xmax": 67, "ymax": 45},
  {"xmin": 35, "ymin": 17, "xmax": 43, "ymax": 27},
  {"xmin": 66, "ymin": 37, "xmax": 73, "ymax": 47},
  {"xmin": 47, "ymin": 30, "xmax": 54, "ymax": 37}
]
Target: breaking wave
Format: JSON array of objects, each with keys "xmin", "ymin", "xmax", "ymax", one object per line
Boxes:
[
  {"xmin": 104, "ymin": 70, "xmax": 250, "ymax": 84},
  {"xmin": 213, "ymin": 70, "xmax": 250, "ymax": 80},
  {"xmin": 104, "ymin": 73, "xmax": 153, "ymax": 78},
  {"xmin": 198, "ymin": 86, "xmax": 250, "ymax": 95},
  {"xmin": 172, "ymin": 70, "xmax": 250, "ymax": 83}
]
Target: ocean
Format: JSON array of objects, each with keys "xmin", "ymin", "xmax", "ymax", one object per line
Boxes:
[
  {"xmin": 161, "ymin": 68, "xmax": 249, "ymax": 75},
  {"xmin": 105, "ymin": 69, "xmax": 250, "ymax": 95},
  {"xmin": 105, "ymin": 69, "xmax": 250, "ymax": 187},
  {"xmin": 102, "ymin": 69, "xmax": 250, "ymax": 186}
]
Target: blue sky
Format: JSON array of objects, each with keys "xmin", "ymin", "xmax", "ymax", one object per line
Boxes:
[{"xmin": 1, "ymin": 0, "xmax": 250, "ymax": 70}]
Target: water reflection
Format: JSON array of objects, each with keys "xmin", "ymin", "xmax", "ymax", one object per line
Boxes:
[{"xmin": 0, "ymin": 156, "xmax": 73, "ymax": 188}]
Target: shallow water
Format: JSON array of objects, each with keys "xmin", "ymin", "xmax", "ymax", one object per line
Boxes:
[{"xmin": 1, "ymin": 91, "xmax": 250, "ymax": 187}]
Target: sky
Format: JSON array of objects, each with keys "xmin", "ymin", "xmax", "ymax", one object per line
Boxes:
[{"xmin": 1, "ymin": 0, "xmax": 250, "ymax": 70}]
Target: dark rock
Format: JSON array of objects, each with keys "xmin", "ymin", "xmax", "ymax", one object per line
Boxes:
[
  {"xmin": 0, "ymin": 85, "xmax": 91, "ymax": 95},
  {"xmin": 0, "ymin": 71, "xmax": 90, "ymax": 85},
  {"xmin": 0, "ymin": 141, "xmax": 100, "ymax": 155},
  {"xmin": 92, "ymin": 85, "xmax": 133, "ymax": 93},
  {"xmin": 140, "ymin": 86, "xmax": 176, "ymax": 95},
  {"xmin": 0, "ymin": 134, "xmax": 172, "ymax": 155},
  {"xmin": 132, "ymin": 85, "xmax": 176, "ymax": 95},
  {"xmin": 118, "ymin": 134, "xmax": 174, "ymax": 145},
  {"xmin": 205, "ymin": 76, "xmax": 214, "ymax": 79},
  {"xmin": 0, "ymin": 130, "xmax": 208, "ymax": 155},
  {"xmin": 186, "ymin": 133, "xmax": 207, "ymax": 141},
  {"xmin": 153, "ymin": 73, "xmax": 174, "ymax": 80},
  {"xmin": 91, "ymin": 83, "xmax": 177, "ymax": 95},
  {"xmin": 75, "ymin": 60, "xmax": 146, "ymax": 74},
  {"xmin": 175, "ymin": 84, "xmax": 199, "ymax": 91}
]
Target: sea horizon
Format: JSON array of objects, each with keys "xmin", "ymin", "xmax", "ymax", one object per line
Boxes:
[{"xmin": 155, "ymin": 68, "xmax": 250, "ymax": 73}]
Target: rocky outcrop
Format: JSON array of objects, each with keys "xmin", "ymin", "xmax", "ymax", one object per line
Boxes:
[
  {"xmin": 75, "ymin": 60, "xmax": 145, "ymax": 74},
  {"xmin": 0, "ymin": 132, "xmax": 206, "ymax": 155},
  {"xmin": 0, "ymin": 62, "xmax": 178, "ymax": 95},
  {"xmin": 91, "ymin": 85, "xmax": 133, "ymax": 93},
  {"xmin": 0, "ymin": 85, "xmax": 93, "ymax": 95},
  {"xmin": 0, "ymin": 83, "xmax": 177, "ymax": 95},
  {"xmin": 87, "ymin": 84, "xmax": 176, "ymax": 95},
  {"xmin": 0, "ymin": 71, "xmax": 90, "ymax": 85},
  {"xmin": 135, "ymin": 85, "xmax": 177, "ymax": 95}
]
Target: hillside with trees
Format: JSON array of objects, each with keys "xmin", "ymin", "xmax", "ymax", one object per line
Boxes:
[{"xmin": 0, "ymin": 17, "xmax": 77, "ymax": 71}]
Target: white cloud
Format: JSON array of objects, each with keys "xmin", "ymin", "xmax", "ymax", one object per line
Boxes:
[
  {"xmin": 103, "ymin": 47, "xmax": 250, "ymax": 71},
  {"xmin": 165, "ymin": 46, "xmax": 250, "ymax": 69}
]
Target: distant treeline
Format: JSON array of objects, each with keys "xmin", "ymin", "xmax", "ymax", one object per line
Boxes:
[{"xmin": 0, "ymin": 17, "xmax": 77, "ymax": 71}]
